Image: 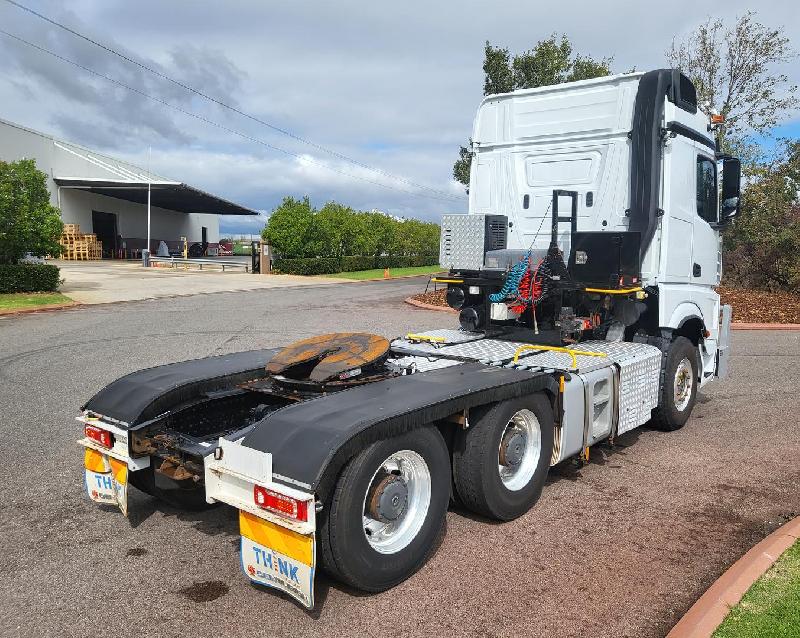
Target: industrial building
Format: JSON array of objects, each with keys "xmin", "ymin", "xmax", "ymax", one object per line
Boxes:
[{"xmin": 0, "ymin": 117, "xmax": 256, "ymax": 258}]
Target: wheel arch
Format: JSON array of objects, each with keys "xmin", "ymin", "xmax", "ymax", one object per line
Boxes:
[
  {"xmin": 240, "ymin": 364, "xmax": 559, "ymax": 504},
  {"xmin": 665, "ymin": 302, "xmax": 707, "ymax": 346}
]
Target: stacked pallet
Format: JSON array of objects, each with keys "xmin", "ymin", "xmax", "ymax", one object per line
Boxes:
[{"xmin": 59, "ymin": 224, "xmax": 102, "ymax": 260}]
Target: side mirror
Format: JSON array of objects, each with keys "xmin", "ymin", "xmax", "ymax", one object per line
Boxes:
[{"xmin": 720, "ymin": 156, "xmax": 741, "ymax": 223}]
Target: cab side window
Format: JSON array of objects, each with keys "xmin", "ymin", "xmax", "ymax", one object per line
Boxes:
[{"xmin": 696, "ymin": 157, "xmax": 717, "ymax": 223}]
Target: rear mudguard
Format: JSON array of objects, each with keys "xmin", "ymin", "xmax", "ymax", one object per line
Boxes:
[
  {"xmin": 83, "ymin": 348, "xmax": 279, "ymax": 427},
  {"xmin": 241, "ymin": 363, "xmax": 558, "ymax": 498}
]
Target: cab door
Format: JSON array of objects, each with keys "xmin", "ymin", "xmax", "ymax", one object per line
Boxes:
[
  {"xmin": 693, "ymin": 154, "xmax": 721, "ymax": 286},
  {"xmin": 662, "ymin": 138, "xmax": 694, "ymax": 283}
]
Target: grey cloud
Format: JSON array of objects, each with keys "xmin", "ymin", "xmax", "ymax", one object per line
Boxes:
[{"xmin": 0, "ymin": 0, "xmax": 797, "ymax": 225}]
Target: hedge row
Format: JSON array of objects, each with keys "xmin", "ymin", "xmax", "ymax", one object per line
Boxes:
[
  {"xmin": 0, "ymin": 264, "xmax": 61, "ymax": 293},
  {"xmin": 273, "ymin": 255, "xmax": 440, "ymax": 276}
]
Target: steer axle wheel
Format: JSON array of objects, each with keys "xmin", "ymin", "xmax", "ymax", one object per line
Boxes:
[
  {"xmin": 651, "ymin": 336, "xmax": 698, "ymax": 431},
  {"xmin": 453, "ymin": 395, "xmax": 554, "ymax": 521},
  {"xmin": 319, "ymin": 426, "xmax": 450, "ymax": 592}
]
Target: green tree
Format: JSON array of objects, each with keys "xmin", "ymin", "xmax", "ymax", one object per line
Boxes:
[
  {"xmin": 368, "ymin": 212, "xmax": 397, "ymax": 256},
  {"xmin": 261, "ymin": 196, "xmax": 314, "ymax": 258},
  {"xmin": 452, "ymin": 142, "xmax": 473, "ymax": 191},
  {"xmin": 0, "ymin": 159, "xmax": 63, "ymax": 264},
  {"xmin": 316, "ymin": 201, "xmax": 353, "ymax": 257},
  {"xmin": 454, "ymin": 35, "xmax": 611, "ymax": 188},
  {"xmin": 724, "ymin": 140, "xmax": 800, "ymax": 291},
  {"xmin": 483, "ymin": 42, "xmax": 514, "ymax": 95},
  {"xmin": 568, "ymin": 54, "xmax": 613, "ymax": 82},
  {"xmin": 512, "ymin": 34, "xmax": 573, "ymax": 89},
  {"xmin": 262, "ymin": 197, "xmax": 440, "ymax": 260},
  {"xmin": 667, "ymin": 12, "xmax": 798, "ymax": 149}
]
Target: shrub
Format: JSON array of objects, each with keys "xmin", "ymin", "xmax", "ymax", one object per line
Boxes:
[
  {"xmin": 271, "ymin": 255, "xmax": 441, "ymax": 275},
  {"xmin": 375, "ymin": 255, "xmax": 440, "ymax": 269},
  {"xmin": 262, "ymin": 196, "xmax": 441, "ymax": 259},
  {"xmin": 272, "ymin": 257, "xmax": 341, "ymax": 275},
  {"xmin": 340, "ymin": 256, "xmax": 377, "ymax": 271},
  {"xmin": 0, "ymin": 159, "xmax": 63, "ymax": 264},
  {"xmin": 0, "ymin": 264, "xmax": 60, "ymax": 293}
]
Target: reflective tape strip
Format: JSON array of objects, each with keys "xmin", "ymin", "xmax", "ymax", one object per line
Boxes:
[{"xmin": 84, "ymin": 448, "xmax": 109, "ymax": 473}]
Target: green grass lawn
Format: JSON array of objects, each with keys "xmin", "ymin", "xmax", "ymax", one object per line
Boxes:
[
  {"xmin": 0, "ymin": 292, "xmax": 73, "ymax": 312},
  {"xmin": 713, "ymin": 539, "xmax": 800, "ymax": 638},
  {"xmin": 321, "ymin": 265, "xmax": 445, "ymax": 280}
]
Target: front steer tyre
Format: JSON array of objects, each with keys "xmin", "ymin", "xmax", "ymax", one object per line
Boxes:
[
  {"xmin": 319, "ymin": 425, "xmax": 450, "ymax": 592},
  {"xmin": 452, "ymin": 395, "xmax": 553, "ymax": 521},
  {"xmin": 651, "ymin": 336, "xmax": 698, "ymax": 431}
]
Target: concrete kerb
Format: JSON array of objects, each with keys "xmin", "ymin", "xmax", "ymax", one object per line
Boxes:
[
  {"xmin": 667, "ymin": 516, "xmax": 800, "ymax": 638},
  {"xmin": 0, "ymin": 301, "xmax": 82, "ymax": 318}
]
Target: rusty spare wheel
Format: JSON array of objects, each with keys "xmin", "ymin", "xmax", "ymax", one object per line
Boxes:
[{"xmin": 266, "ymin": 333, "xmax": 391, "ymax": 382}]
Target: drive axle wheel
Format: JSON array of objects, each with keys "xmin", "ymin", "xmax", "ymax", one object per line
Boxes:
[
  {"xmin": 651, "ymin": 336, "xmax": 698, "ymax": 431},
  {"xmin": 319, "ymin": 426, "xmax": 450, "ymax": 592},
  {"xmin": 453, "ymin": 395, "xmax": 553, "ymax": 521}
]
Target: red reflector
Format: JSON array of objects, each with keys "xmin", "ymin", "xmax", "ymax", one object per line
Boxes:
[
  {"xmin": 253, "ymin": 485, "xmax": 308, "ymax": 522},
  {"xmin": 85, "ymin": 424, "xmax": 114, "ymax": 448}
]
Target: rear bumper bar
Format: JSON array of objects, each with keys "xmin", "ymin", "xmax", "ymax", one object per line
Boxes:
[
  {"xmin": 204, "ymin": 437, "xmax": 316, "ymax": 536},
  {"xmin": 76, "ymin": 414, "xmax": 150, "ymax": 471}
]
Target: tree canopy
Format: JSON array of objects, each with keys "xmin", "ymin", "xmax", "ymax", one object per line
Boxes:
[
  {"xmin": 0, "ymin": 159, "xmax": 62, "ymax": 264},
  {"xmin": 668, "ymin": 12, "xmax": 799, "ymax": 292},
  {"xmin": 723, "ymin": 141, "xmax": 800, "ymax": 291},
  {"xmin": 667, "ymin": 11, "xmax": 797, "ymax": 148},
  {"xmin": 454, "ymin": 35, "xmax": 611, "ymax": 188},
  {"xmin": 261, "ymin": 197, "xmax": 439, "ymax": 259}
]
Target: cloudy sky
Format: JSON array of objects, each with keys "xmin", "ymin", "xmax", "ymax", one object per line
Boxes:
[{"xmin": 1, "ymin": 0, "xmax": 798, "ymax": 234}]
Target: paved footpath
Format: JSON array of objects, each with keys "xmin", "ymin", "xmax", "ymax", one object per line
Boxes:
[
  {"xmin": 55, "ymin": 260, "xmax": 350, "ymax": 304},
  {"xmin": 0, "ymin": 278, "xmax": 797, "ymax": 638}
]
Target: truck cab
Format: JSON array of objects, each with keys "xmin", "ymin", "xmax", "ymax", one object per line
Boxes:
[{"xmin": 442, "ymin": 68, "xmax": 739, "ymax": 397}]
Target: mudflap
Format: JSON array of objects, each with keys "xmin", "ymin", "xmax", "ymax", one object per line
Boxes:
[
  {"xmin": 84, "ymin": 448, "xmax": 129, "ymax": 517},
  {"xmin": 239, "ymin": 510, "xmax": 315, "ymax": 609}
]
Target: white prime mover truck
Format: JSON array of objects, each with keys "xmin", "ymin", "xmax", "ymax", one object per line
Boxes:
[{"xmin": 79, "ymin": 69, "xmax": 738, "ymax": 608}]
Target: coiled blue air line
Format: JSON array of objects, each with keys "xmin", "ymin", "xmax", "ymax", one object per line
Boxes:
[{"xmin": 488, "ymin": 251, "xmax": 531, "ymax": 303}]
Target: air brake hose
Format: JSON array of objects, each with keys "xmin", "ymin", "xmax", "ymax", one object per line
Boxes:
[{"xmin": 489, "ymin": 251, "xmax": 531, "ymax": 303}]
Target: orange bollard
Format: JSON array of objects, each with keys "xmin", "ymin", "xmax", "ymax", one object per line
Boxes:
[{"xmin": 383, "ymin": 268, "xmax": 390, "ymax": 279}]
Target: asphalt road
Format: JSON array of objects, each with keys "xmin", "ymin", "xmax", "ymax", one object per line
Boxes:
[{"xmin": 0, "ymin": 278, "xmax": 798, "ymax": 638}]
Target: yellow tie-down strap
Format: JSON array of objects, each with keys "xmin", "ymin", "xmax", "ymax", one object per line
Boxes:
[{"xmin": 512, "ymin": 344, "xmax": 607, "ymax": 370}]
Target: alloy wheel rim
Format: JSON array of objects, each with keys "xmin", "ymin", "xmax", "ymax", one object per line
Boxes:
[
  {"xmin": 362, "ymin": 449, "xmax": 431, "ymax": 554},
  {"xmin": 497, "ymin": 409, "xmax": 542, "ymax": 491}
]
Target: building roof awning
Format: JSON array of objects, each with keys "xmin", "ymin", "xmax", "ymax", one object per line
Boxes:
[{"xmin": 53, "ymin": 177, "xmax": 258, "ymax": 216}]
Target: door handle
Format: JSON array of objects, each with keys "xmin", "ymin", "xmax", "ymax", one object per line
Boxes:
[{"xmin": 693, "ymin": 263, "xmax": 702, "ymax": 277}]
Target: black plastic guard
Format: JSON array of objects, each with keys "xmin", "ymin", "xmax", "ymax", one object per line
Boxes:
[
  {"xmin": 242, "ymin": 362, "xmax": 558, "ymax": 493},
  {"xmin": 629, "ymin": 69, "xmax": 671, "ymax": 261},
  {"xmin": 83, "ymin": 349, "xmax": 278, "ymax": 427}
]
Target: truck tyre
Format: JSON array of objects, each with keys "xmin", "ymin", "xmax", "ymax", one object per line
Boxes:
[
  {"xmin": 319, "ymin": 425, "xmax": 450, "ymax": 592},
  {"xmin": 651, "ymin": 336, "xmax": 697, "ymax": 431},
  {"xmin": 452, "ymin": 395, "xmax": 553, "ymax": 521}
]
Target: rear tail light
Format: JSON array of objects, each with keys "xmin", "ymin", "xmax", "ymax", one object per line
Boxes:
[
  {"xmin": 254, "ymin": 485, "xmax": 308, "ymax": 522},
  {"xmin": 85, "ymin": 424, "xmax": 114, "ymax": 448}
]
